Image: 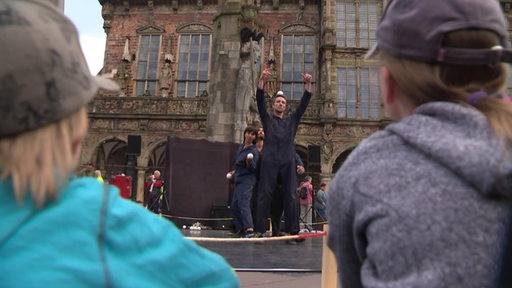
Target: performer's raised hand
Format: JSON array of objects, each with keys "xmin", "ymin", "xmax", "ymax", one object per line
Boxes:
[
  {"xmin": 302, "ymin": 71, "xmax": 312, "ymax": 92},
  {"xmin": 258, "ymin": 67, "xmax": 271, "ymax": 89}
]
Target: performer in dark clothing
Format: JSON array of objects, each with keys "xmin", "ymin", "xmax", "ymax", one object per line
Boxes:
[
  {"xmin": 253, "ymin": 127, "xmax": 306, "ymax": 236},
  {"xmin": 270, "ymin": 153, "xmax": 305, "ymax": 237},
  {"xmin": 228, "ymin": 126, "xmax": 259, "ymax": 238},
  {"xmin": 254, "ymin": 67, "xmax": 312, "ymax": 235},
  {"xmin": 251, "ymin": 127, "xmax": 265, "ymax": 225}
]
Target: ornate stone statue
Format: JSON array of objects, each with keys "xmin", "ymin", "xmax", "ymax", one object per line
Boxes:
[
  {"xmin": 160, "ymin": 61, "xmax": 173, "ymax": 97},
  {"xmin": 116, "ymin": 59, "xmax": 130, "ymax": 96},
  {"xmin": 242, "ymin": 40, "xmax": 262, "ymax": 127},
  {"xmin": 234, "ymin": 27, "xmax": 263, "ymax": 141},
  {"xmin": 322, "ymin": 124, "xmax": 334, "ymax": 163},
  {"xmin": 265, "ymin": 61, "xmax": 277, "ymax": 97}
]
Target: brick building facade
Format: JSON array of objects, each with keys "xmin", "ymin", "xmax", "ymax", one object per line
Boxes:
[{"xmin": 81, "ymin": 0, "xmax": 512, "ymax": 201}]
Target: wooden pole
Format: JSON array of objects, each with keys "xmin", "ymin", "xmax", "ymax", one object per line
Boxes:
[{"xmin": 321, "ymin": 224, "xmax": 338, "ymax": 288}]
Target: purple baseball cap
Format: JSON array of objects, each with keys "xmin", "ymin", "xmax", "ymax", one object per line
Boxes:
[{"xmin": 366, "ymin": 0, "xmax": 512, "ymax": 65}]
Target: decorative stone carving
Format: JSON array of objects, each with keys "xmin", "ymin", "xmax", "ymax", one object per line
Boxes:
[
  {"xmin": 280, "ymin": 23, "xmax": 315, "ymax": 34},
  {"xmin": 149, "ymin": 120, "xmax": 171, "ymax": 130},
  {"xmin": 176, "ymin": 23, "xmax": 212, "ymax": 33},
  {"xmin": 339, "ymin": 125, "xmax": 374, "ymax": 138},
  {"xmin": 136, "ymin": 25, "xmax": 165, "ymax": 34},
  {"xmin": 90, "ymin": 97, "xmax": 205, "ymax": 115},
  {"xmin": 235, "ymin": 27, "xmax": 263, "ymax": 141},
  {"xmin": 119, "ymin": 120, "xmax": 139, "ymax": 130},
  {"xmin": 325, "ymin": 101, "xmax": 335, "ymax": 116},
  {"xmin": 101, "ymin": 2, "xmax": 113, "ymax": 33},
  {"xmin": 297, "ymin": 124, "xmax": 322, "ymax": 137},
  {"xmin": 321, "ymin": 123, "xmax": 334, "ymax": 162},
  {"xmin": 90, "ymin": 119, "xmax": 112, "ymax": 130},
  {"xmin": 265, "ymin": 61, "xmax": 278, "ymax": 97},
  {"xmin": 159, "ymin": 61, "xmax": 173, "ymax": 97},
  {"xmin": 115, "ymin": 60, "xmax": 130, "ymax": 96}
]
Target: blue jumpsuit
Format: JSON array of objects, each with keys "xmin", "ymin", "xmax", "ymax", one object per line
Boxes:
[
  {"xmin": 255, "ymin": 88, "xmax": 312, "ymax": 234},
  {"xmin": 231, "ymin": 144, "xmax": 259, "ymax": 232}
]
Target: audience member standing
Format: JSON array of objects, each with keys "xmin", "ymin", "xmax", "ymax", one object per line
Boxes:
[
  {"xmin": 328, "ymin": 0, "xmax": 512, "ymax": 287},
  {"xmin": 78, "ymin": 161, "xmax": 94, "ymax": 177},
  {"xmin": 298, "ymin": 175, "xmax": 313, "ymax": 231},
  {"xmin": 0, "ymin": 2, "xmax": 240, "ymax": 286},
  {"xmin": 144, "ymin": 170, "xmax": 164, "ymax": 212},
  {"xmin": 314, "ymin": 182, "xmax": 327, "ymax": 221},
  {"xmin": 94, "ymin": 170, "xmax": 104, "ymax": 183}
]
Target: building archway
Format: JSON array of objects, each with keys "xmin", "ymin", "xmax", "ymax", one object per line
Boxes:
[
  {"xmin": 295, "ymin": 145, "xmax": 307, "ymax": 166},
  {"xmin": 147, "ymin": 140, "xmax": 167, "ymax": 174},
  {"xmin": 94, "ymin": 137, "xmax": 128, "ymax": 180},
  {"xmin": 332, "ymin": 148, "xmax": 354, "ymax": 174}
]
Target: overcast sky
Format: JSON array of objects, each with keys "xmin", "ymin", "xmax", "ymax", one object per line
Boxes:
[{"xmin": 64, "ymin": 1, "xmax": 105, "ymax": 75}]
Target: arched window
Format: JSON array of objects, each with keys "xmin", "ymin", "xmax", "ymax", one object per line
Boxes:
[
  {"xmin": 176, "ymin": 24, "xmax": 212, "ymax": 98},
  {"xmin": 280, "ymin": 24, "xmax": 316, "ymax": 100},
  {"xmin": 135, "ymin": 25, "xmax": 164, "ymax": 96}
]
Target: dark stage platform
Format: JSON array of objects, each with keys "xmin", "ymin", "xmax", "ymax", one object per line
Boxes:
[{"xmin": 181, "ymin": 229, "xmax": 325, "ymax": 271}]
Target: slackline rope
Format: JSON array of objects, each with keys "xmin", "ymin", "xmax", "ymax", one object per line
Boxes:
[{"xmin": 186, "ymin": 231, "xmax": 327, "ymax": 242}]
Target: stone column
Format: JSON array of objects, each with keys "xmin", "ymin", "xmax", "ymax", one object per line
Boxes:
[
  {"xmin": 205, "ymin": 0, "xmax": 242, "ymax": 143},
  {"xmin": 136, "ymin": 169, "xmax": 146, "ymax": 203}
]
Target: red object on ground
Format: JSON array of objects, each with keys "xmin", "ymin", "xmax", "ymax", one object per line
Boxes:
[{"xmin": 111, "ymin": 175, "xmax": 132, "ymax": 199}]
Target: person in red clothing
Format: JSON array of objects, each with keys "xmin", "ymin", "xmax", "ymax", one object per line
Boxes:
[
  {"xmin": 298, "ymin": 175, "xmax": 313, "ymax": 231},
  {"xmin": 144, "ymin": 170, "xmax": 164, "ymax": 212}
]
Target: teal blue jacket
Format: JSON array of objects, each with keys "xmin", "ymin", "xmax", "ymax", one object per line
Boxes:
[{"xmin": 0, "ymin": 177, "xmax": 240, "ymax": 287}]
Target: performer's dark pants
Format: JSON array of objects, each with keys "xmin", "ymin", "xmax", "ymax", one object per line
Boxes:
[
  {"xmin": 231, "ymin": 178, "xmax": 255, "ymax": 232},
  {"xmin": 255, "ymin": 159, "xmax": 299, "ymax": 235},
  {"xmin": 270, "ymin": 185, "xmax": 283, "ymax": 236}
]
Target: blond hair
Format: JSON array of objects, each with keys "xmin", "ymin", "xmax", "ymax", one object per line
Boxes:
[
  {"xmin": 0, "ymin": 107, "xmax": 88, "ymax": 207},
  {"xmin": 381, "ymin": 29, "xmax": 512, "ymax": 146}
]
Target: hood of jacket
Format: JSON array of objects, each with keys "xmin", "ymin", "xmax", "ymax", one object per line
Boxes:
[{"xmin": 387, "ymin": 102, "xmax": 512, "ymax": 198}]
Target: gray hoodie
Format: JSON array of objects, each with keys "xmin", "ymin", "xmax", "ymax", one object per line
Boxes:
[{"xmin": 328, "ymin": 102, "xmax": 512, "ymax": 288}]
